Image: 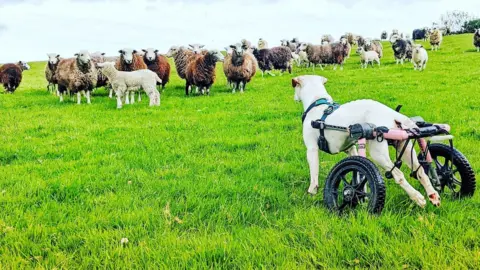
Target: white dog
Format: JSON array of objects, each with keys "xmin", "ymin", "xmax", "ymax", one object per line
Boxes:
[{"xmin": 292, "ymin": 75, "xmax": 440, "ymax": 207}]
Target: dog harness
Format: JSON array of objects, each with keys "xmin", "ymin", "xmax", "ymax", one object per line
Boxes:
[{"xmin": 302, "ymin": 98, "xmax": 344, "ymax": 154}]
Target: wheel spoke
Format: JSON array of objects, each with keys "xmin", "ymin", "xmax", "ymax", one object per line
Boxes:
[
  {"xmin": 434, "ymin": 158, "xmax": 443, "ymax": 169},
  {"xmin": 451, "ymin": 176, "xmax": 462, "ymax": 186},
  {"xmin": 340, "ymin": 175, "xmax": 350, "ymax": 187},
  {"xmin": 451, "ymin": 168, "xmax": 459, "ymax": 175}
]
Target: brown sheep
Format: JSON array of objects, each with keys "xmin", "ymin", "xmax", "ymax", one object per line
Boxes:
[
  {"xmin": 56, "ymin": 50, "xmax": 97, "ymax": 104},
  {"xmin": 0, "ymin": 61, "xmax": 30, "ymax": 93},
  {"xmin": 166, "ymin": 44, "xmax": 205, "ymax": 80},
  {"xmin": 297, "ymin": 42, "xmax": 346, "ymax": 70},
  {"xmin": 142, "ymin": 48, "xmax": 171, "ymax": 89},
  {"xmin": 185, "ymin": 50, "xmax": 224, "ymax": 96},
  {"xmin": 115, "ymin": 48, "xmax": 147, "ymax": 72},
  {"xmin": 223, "ymin": 43, "xmax": 257, "ymax": 93}
]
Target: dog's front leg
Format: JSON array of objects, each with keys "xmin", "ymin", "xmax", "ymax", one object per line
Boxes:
[{"xmin": 307, "ymin": 148, "xmax": 320, "ymax": 195}]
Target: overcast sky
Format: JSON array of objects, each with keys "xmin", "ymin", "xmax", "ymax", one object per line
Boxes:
[{"xmin": 0, "ymin": 0, "xmax": 479, "ymax": 63}]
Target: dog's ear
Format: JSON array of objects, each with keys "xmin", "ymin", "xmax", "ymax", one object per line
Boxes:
[{"xmin": 292, "ymin": 77, "xmax": 301, "ymax": 88}]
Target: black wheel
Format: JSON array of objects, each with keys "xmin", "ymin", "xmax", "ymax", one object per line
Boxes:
[
  {"xmin": 324, "ymin": 156, "xmax": 386, "ymax": 215},
  {"xmin": 427, "ymin": 143, "xmax": 476, "ymax": 198}
]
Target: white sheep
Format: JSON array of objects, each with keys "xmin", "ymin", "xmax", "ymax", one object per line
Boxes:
[
  {"xmin": 412, "ymin": 44, "xmax": 428, "ymax": 71},
  {"xmin": 96, "ymin": 62, "xmax": 161, "ymax": 109},
  {"xmin": 357, "ymin": 47, "xmax": 380, "ymax": 68},
  {"xmin": 258, "ymin": 38, "xmax": 269, "ymax": 49}
]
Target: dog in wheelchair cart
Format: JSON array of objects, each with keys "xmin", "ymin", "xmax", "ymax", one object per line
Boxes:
[{"xmin": 292, "ymin": 75, "xmax": 443, "ymax": 209}]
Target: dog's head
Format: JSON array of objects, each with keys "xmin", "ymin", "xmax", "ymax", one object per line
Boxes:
[{"xmin": 291, "ymin": 75, "xmax": 329, "ymax": 102}]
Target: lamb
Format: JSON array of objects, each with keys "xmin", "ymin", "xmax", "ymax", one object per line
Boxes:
[
  {"xmin": 223, "ymin": 43, "xmax": 257, "ymax": 93},
  {"xmin": 258, "ymin": 38, "xmax": 269, "ymax": 49},
  {"xmin": 412, "ymin": 44, "xmax": 428, "ymax": 71},
  {"xmin": 252, "ymin": 46, "xmax": 293, "ymax": 76},
  {"xmin": 142, "ymin": 48, "xmax": 170, "ymax": 89},
  {"xmin": 358, "ymin": 38, "xmax": 383, "ymax": 58},
  {"xmin": 96, "ymin": 62, "xmax": 161, "ymax": 109},
  {"xmin": 45, "ymin": 53, "xmax": 61, "ymax": 94},
  {"xmin": 56, "ymin": 50, "xmax": 97, "ymax": 104},
  {"xmin": 0, "ymin": 61, "xmax": 30, "ymax": 93},
  {"xmin": 390, "ymin": 34, "xmax": 413, "ymax": 64},
  {"xmin": 473, "ymin": 29, "xmax": 480, "ymax": 52},
  {"xmin": 357, "ymin": 47, "xmax": 380, "ymax": 68},
  {"xmin": 296, "ymin": 42, "xmax": 347, "ymax": 71},
  {"xmin": 429, "ymin": 28, "xmax": 443, "ymax": 51},
  {"xmin": 185, "ymin": 50, "xmax": 224, "ymax": 95},
  {"xmin": 321, "ymin": 34, "xmax": 334, "ymax": 44},
  {"xmin": 291, "ymin": 50, "xmax": 309, "ymax": 67},
  {"xmin": 115, "ymin": 48, "xmax": 148, "ymax": 102}
]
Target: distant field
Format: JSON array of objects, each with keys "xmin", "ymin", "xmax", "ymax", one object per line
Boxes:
[{"xmin": 0, "ymin": 34, "xmax": 479, "ymax": 269}]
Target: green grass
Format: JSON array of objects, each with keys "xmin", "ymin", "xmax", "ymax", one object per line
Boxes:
[{"xmin": 0, "ymin": 34, "xmax": 479, "ymax": 269}]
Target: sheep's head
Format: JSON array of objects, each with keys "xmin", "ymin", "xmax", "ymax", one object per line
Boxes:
[
  {"xmin": 258, "ymin": 38, "xmax": 266, "ymax": 48},
  {"xmin": 142, "ymin": 48, "xmax": 159, "ymax": 62},
  {"xmin": 18, "ymin": 61, "xmax": 30, "ymax": 71},
  {"xmin": 165, "ymin": 46, "xmax": 179, "ymax": 57},
  {"xmin": 390, "ymin": 34, "xmax": 400, "ymax": 43},
  {"xmin": 475, "ymin": 29, "xmax": 480, "ymax": 35},
  {"xmin": 281, "ymin": 39, "xmax": 289, "ymax": 46},
  {"xmin": 291, "ymin": 37, "xmax": 299, "ymax": 43},
  {"xmin": 209, "ymin": 50, "xmax": 224, "ymax": 62},
  {"xmin": 364, "ymin": 38, "xmax": 372, "ymax": 47},
  {"xmin": 47, "ymin": 53, "xmax": 60, "ymax": 65},
  {"xmin": 413, "ymin": 44, "xmax": 423, "ymax": 54},
  {"xmin": 340, "ymin": 37, "xmax": 348, "ymax": 45},
  {"xmin": 75, "ymin": 50, "xmax": 91, "ymax": 65},
  {"xmin": 392, "ymin": 29, "xmax": 399, "ymax": 34},
  {"xmin": 356, "ymin": 47, "xmax": 365, "ymax": 54},
  {"xmin": 118, "ymin": 48, "xmax": 136, "ymax": 64},
  {"xmin": 188, "ymin": 44, "xmax": 205, "ymax": 54},
  {"xmin": 296, "ymin": 43, "xmax": 308, "ymax": 53},
  {"xmin": 230, "ymin": 43, "xmax": 245, "ymax": 57}
]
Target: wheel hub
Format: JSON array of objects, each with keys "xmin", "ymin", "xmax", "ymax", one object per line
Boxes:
[{"xmin": 343, "ymin": 187, "xmax": 355, "ymax": 202}]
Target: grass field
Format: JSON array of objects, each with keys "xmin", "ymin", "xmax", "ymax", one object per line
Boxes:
[{"xmin": 1, "ymin": 34, "xmax": 479, "ymax": 269}]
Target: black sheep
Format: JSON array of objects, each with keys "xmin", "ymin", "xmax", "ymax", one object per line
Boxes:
[{"xmin": 252, "ymin": 46, "xmax": 292, "ymax": 77}]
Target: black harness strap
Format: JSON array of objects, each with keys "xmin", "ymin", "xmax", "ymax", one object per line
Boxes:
[{"xmin": 302, "ymin": 99, "xmax": 342, "ymax": 154}]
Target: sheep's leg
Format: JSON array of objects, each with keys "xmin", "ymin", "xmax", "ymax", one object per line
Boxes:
[
  {"xmin": 76, "ymin": 92, "xmax": 82, "ymax": 105},
  {"xmin": 109, "ymin": 88, "xmax": 113, "ymax": 99},
  {"xmin": 239, "ymin": 82, "xmax": 244, "ymax": 93},
  {"xmin": 333, "ymin": 64, "xmax": 337, "ymax": 71},
  {"xmin": 477, "ymin": 47, "xmax": 479, "ymax": 52},
  {"xmin": 232, "ymin": 82, "xmax": 237, "ymax": 93},
  {"xmin": 319, "ymin": 64, "xmax": 324, "ymax": 71},
  {"xmin": 130, "ymin": 91, "xmax": 135, "ymax": 104},
  {"xmin": 125, "ymin": 92, "xmax": 130, "ymax": 104},
  {"xmin": 86, "ymin": 91, "xmax": 91, "ymax": 104},
  {"xmin": 116, "ymin": 91, "xmax": 123, "ymax": 109},
  {"xmin": 397, "ymin": 141, "xmax": 440, "ymax": 206},
  {"xmin": 138, "ymin": 92, "xmax": 141, "ymax": 102},
  {"xmin": 340, "ymin": 63, "xmax": 344, "ymax": 71},
  {"xmin": 59, "ymin": 92, "xmax": 64, "ymax": 102},
  {"xmin": 306, "ymin": 147, "xmax": 320, "ymax": 195},
  {"xmin": 377, "ymin": 59, "xmax": 381, "ymax": 67},
  {"xmin": 368, "ymin": 140, "xmax": 427, "ymax": 207},
  {"xmin": 206, "ymin": 87, "xmax": 210, "ymax": 96}
]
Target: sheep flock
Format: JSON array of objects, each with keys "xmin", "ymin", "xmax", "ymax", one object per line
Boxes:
[{"xmin": 1, "ymin": 28, "xmax": 478, "ymax": 107}]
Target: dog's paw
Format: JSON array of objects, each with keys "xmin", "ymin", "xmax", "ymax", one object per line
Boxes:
[
  {"xmin": 410, "ymin": 191, "xmax": 427, "ymax": 208},
  {"xmin": 308, "ymin": 184, "xmax": 318, "ymax": 195},
  {"xmin": 428, "ymin": 192, "xmax": 441, "ymax": 207}
]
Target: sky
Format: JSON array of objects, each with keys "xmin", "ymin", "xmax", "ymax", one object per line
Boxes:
[{"xmin": 0, "ymin": 0, "xmax": 479, "ymax": 63}]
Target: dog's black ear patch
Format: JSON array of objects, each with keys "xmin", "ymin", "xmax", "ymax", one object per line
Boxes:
[{"xmin": 292, "ymin": 78, "xmax": 299, "ymax": 88}]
